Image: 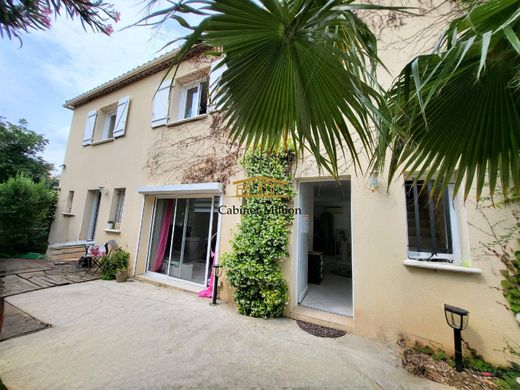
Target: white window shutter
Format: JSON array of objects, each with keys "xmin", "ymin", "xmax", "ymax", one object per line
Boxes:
[
  {"xmin": 113, "ymin": 96, "xmax": 130, "ymax": 138},
  {"xmin": 208, "ymin": 59, "xmax": 227, "ymax": 112},
  {"xmin": 83, "ymin": 110, "xmax": 97, "ymax": 146},
  {"xmin": 151, "ymin": 79, "xmax": 171, "ymax": 127}
]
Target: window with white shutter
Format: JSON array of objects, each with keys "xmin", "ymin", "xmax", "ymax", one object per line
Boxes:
[
  {"xmin": 113, "ymin": 96, "xmax": 130, "ymax": 138},
  {"xmin": 83, "ymin": 110, "xmax": 97, "ymax": 146},
  {"xmin": 152, "ymin": 79, "xmax": 172, "ymax": 127},
  {"xmin": 208, "ymin": 58, "xmax": 227, "ymax": 112}
]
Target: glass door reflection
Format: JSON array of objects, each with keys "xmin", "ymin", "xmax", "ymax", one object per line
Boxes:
[{"xmin": 148, "ymin": 197, "xmax": 219, "ymax": 285}]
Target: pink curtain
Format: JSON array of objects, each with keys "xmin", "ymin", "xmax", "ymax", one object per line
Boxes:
[
  {"xmin": 198, "ymin": 249, "xmax": 216, "ymax": 298},
  {"xmin": 152, "ymin": 200, "xmax": 174, "ymax": 272}
]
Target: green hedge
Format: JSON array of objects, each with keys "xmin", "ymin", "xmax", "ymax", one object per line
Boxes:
[
  {"xmin": 0, "ymin": 174, "xmax": 57, "ymax": 255},
  {"xmin": 222, "ymin": 151, "xmax": 295, "ymax": 318}
]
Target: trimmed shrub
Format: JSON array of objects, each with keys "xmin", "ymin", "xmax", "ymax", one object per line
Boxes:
[
  {"xmin": 222, "ymin": 151, "xmax": 294, "ymax": 318},
  {"xmin": 0, "ymin": 174, "xmax": 57, "ymax": 255}
]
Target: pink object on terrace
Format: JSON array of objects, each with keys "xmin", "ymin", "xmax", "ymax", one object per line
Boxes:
[
  {"xmin": 198, "ymin": 250, "xmax": 216, "ymax": 298},
  {"xmin": 87, "ymin": 244, "xmax": 107, "ymax": 257},
  {"xmin": 152, "ymin": 199, "xmax": 174, "ymax": 272}
]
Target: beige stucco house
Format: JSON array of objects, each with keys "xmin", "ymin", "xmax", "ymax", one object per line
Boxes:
[{"xmin": 49, "ymin": 7, "xmax": 519, "ymax": 366}]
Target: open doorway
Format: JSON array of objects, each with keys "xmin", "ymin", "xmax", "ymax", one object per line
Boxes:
[
  {"xmin": 80, "ymin": 189, "xmax": 101, "ymax": 241},
  {"xmin": 297, "ymin": 180, "xmax": 352, "ymax": 316}
]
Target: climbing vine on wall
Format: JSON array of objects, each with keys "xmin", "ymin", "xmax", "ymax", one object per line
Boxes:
[
  {"xmin": 146, "ymin": 112, "xmax": 240, "ymax": 184},
  {"xmin": 221, "ymin": 151, "xmax": 295, "ymax": 318},
  {"xmin": 473, "ymin": 198, "xmax": 520, "ymax": 317}
]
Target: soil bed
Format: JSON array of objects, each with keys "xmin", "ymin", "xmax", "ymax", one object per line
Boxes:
[{"xmin": 402, "ymin": 349, "xmax": 500, "ymax": 390}]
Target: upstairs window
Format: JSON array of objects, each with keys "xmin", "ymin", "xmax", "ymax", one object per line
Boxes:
[
  {"xmin": 405, "ymin": 180, "xmax": 457, "ymax": 262},
  {"xmin": 82, "ymin": 96, "xmax": 130, "ymax": 146},
  {"xmin": 102, "ymin": 108, "xmax": 117, "ymax": 139},
  {"xmin": 179, "ymin": 80, "xmax": 209, "ymax": 120}
]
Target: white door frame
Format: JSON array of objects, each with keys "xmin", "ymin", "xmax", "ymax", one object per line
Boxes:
[
  {"xmin": 294, "ymin": 176, "xmax": 354, "ymax": 318},
  {"xmin": 87, "ymin": 190, "xmax": 101, "ymax": 241}
]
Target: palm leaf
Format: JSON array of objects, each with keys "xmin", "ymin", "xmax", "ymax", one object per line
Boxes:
[
  {"xmin": 378, "ymin": 0, "xmax": 520, "ymax": 200},
  {"xmin": 139, "ymin": 0, "xmax": 402, "ymax": 176}
]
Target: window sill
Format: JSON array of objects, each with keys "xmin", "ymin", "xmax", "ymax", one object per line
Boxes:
[
  {"xmin": 403, "ymin": 259, "xmax": 482, "ymax": 274},
  {"xmin": 91, "ymin": 138, "xmax": 114, "ymax": 146},
  {"xmin": 167, "ymin": 114, "xmax": 208, "ymax": 127},
  {"xmin": 61, "ymin": 212, "xmax": 75, "ymax": 217},
  {"xmin": 104, "ymin": 229, "xmax": 121, "ymax": 234}
]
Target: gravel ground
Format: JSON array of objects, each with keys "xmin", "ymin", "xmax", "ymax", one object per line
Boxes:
[{"xmin": 0, "ymin": 280, "xmax": 451, "ymax": 389}]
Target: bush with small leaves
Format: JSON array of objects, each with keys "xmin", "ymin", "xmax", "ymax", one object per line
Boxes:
[
  {"xmin": 222, "ymin": 151, "xmax": 294, "ymax": 318},
  {"xmin": 0, "ymin": 174, "xmax": 57, "ymax": 255}
]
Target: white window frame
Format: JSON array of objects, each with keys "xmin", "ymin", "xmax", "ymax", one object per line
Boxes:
[
  {"xmin": 405, "ymin": 183, "xmax": 461, "ymax": 263},
  {"xmin": 178, "ymin": 79, "xmax": 208, "ymax": 120},
  {"xmin": 109, "ymin": 188, "xmax": 126, "ymax": 230},
  {"xmin": 102, "ymin": 108, "xmax": 118, "ymax": 139}
]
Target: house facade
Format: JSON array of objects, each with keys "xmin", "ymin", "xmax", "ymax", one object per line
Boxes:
[{"xmin": 49, "ymin": 10, "xmax": 519, "ymax": 366}]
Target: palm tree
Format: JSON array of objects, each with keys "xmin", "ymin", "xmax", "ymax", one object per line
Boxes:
[
  {"xmin": 377, "ymin": 0, "xmax": 520, "ymax": 200},
  {"xmin": 138, "ymin": 0, "xmax": 399, "ymax": 176}
]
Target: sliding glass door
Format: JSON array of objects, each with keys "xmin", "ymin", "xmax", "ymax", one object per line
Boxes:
[{"xmin": 148, "ymin": 196, "xmax": 219, "ymax": 285}]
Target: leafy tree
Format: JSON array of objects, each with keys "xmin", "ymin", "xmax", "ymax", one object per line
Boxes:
[
  {"xmin": 0, "ymin": 174, "xmax": 57, "ymax": 255},
  {"xmin": 138, "ymin": 0, "xmax": 400, "ymax": 176},
  {"xmin": 0, "ymin": 117, "xmax": 53, "ymax": 183},
  {"xmin": 377, "ymin": 0, "xmax": 520, "ymax": 200},
  {"xmin": 0, "ymin": 0, "xmax": 120, "ymax": 41}
]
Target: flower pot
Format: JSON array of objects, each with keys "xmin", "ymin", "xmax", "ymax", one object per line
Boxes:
[{"xmin": 115, "ymin": 270, "xmax": 128, "ymax": 282}]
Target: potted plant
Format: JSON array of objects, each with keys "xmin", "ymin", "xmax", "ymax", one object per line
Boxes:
[
  {"xmin": 107, "ymin": 220, "xmax": 114, "ymax": 229},
  {"xmin": 116, "ymin": 266, "xmax": 128, "ymax": 282},
  {"xmin": 100, "ymin": 248, "xmax": 130, "ymax": 281}
]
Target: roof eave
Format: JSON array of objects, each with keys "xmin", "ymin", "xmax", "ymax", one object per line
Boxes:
[{"xmin": 63, "ymin": 45, "xmax": 208, "ymax": 110}]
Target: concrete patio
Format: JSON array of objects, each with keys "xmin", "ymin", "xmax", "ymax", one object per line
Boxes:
[{"xmin": 0, "ymin": 280, "xmax": 451, "ymax": 389}]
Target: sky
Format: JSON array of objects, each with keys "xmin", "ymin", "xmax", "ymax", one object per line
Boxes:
[{"xmin": 0, "ymin": 0, "xmax": 191, "ymax": 174}]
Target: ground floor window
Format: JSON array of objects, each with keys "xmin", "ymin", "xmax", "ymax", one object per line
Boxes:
[
  {"xmin": 405, "ymin": 180, "xmax": 455, "ymax": 260},
  {"xmin": 147, "ymin": 196, "xmax": 219, "ymax": 285},
  {"xmin": 109, "ymin": 188, "xmax": 125, "ymax": 230}
]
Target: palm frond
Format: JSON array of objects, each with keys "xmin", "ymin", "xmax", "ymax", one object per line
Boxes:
[
  {"xmin": 139, "ymin": 0, "xmax": 403, "ymax": 176},
  {"xmin": 377, "ymin": 0, "xmax": 520, "ymax": 200}
]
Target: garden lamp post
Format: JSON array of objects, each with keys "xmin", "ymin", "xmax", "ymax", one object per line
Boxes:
[
  {"xmin": 444, "ymin": 304, "xmax": 469, "ymax": 372},
  {"xmin": 210, "ymin": 264, "xmax": 221, "ymax": 306}
]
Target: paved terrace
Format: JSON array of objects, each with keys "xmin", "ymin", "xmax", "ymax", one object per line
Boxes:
[
  {"xmin": 0, "ymin": 257, "xmax": 100, "ymax": 342},
  {"xmin": 0, "ymin": 280, "xmax": 451, "ymax": 389},
  {"xmin": 0, "ymin": 258, "xmax": 99, "ymax": 298},
  {"xmin": 0, "ymin": 259, "xmax": 100, "ymax": 297}
]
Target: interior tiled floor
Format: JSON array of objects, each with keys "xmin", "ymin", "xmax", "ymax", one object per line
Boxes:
[{"xmin": 301, "ymin": 274, "xmax": 353, "ymax": 317}]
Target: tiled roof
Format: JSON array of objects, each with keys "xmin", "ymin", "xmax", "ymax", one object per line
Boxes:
[{"xmin": 63, "ymin": 45, "xmax": 206, "ymax": 110}]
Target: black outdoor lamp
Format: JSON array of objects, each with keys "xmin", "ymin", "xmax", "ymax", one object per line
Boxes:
[
  {"xmin": 210, "ymin": 264, "xmax": 222, "ymax": 306},
  {"xmin": 444, "ymin": 304, "xmax": 469, "ymax": 372}
]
